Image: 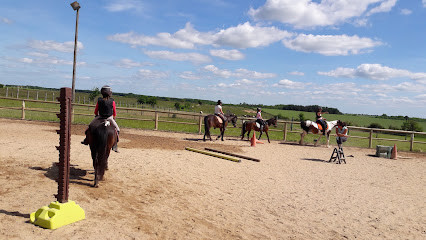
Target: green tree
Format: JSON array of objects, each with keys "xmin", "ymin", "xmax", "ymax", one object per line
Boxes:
[
  {"xmin": 298, "ymin": 113, "xmax": 305, "ymax": 121},
  {"xmin": 401, "ymin": 120, "xmax": 423, "ymax": 132},
  {"xmin": 368, "ymin": 123, "xmax": 384, "ymax": 129},
  {"xmin": 174, "ymin": 102, "xmax": 181, "ymax": 110},
  {"xmin": 146, "ymin": 96, "xmax": 157, "ymax": 107},
  {"xmin": 89, "ymin": 87, "xmax": 100, "ymax": 101},
  {"xmin": 137, "ymin": 96, "xmax": 147, "ymax": 104}
]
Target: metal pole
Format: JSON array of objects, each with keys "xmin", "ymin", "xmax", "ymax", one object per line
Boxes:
[{"xmin": 71, "ymin": 7, "xmax": 80, "ymax": 102}]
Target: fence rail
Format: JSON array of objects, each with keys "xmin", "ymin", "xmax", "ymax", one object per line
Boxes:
[{"xmin": 0, "ymin": 96, "xmax": 425, "ymax": 151}]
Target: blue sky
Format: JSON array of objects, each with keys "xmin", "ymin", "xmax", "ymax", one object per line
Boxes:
[{"xmin": 1, "ymin": 0, "xmax": 425, "ymax": 118}]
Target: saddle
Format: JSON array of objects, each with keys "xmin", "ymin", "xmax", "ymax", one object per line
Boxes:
[
  {"xmin": 315, "ymin": 121, "xmax": 328, "ymax": 131},
  {"xmin": 215, "ymin": 115, "xmax": 223, "ymax": 124}
]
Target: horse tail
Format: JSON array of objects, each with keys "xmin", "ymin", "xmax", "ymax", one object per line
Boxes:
[
  {"xmin": 94, "ymin": 124, "xmax": 109, "ymax": 177},
  {"xmin": 241, "ymin": 121, "xmax": 246, "ymax": 137},
  {"xmin": 204, "ymin": 115, "xmax": 210, "ymax": 137},
  {"xmin": 300, "ymin": 120, "xmax": 310, "ymax": 133}
]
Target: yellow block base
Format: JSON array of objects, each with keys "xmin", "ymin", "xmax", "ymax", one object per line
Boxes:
[{"xmin": 30, "ymin": 200, "xmax": 85, "ymax": 229}]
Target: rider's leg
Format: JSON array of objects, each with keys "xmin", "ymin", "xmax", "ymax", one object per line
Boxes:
[{"xmin": 81, "ymin": 116, "xmax": 100, "ymax": 145}]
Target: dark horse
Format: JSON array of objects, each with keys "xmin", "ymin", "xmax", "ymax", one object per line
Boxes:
[
  {"xmin": 86, "ymin": 118, "xmax": 118, "ymax": 187},
  {"xmin": 241, "ymin": 117, "xmax": 277, "ymax": 143},
  {"xmin": 203, "ymin": 113, "xmax": 238, "ymax": 141}
]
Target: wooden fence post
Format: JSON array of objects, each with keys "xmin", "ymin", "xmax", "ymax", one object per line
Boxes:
[
  {"xmin": 283, "ymin": 122, "xmax": 287, "ymax": 142},
  {"xmin": 21, "ymin": 100, "xmax": 25, "ymax": 120},
  {"xmin": 27, "ymin": 90, "xmax": 29, "ymax": 99},
  {"xmin": 36, "ymin": 91, "xmax": 39, "ymax": 100},
  {"xmin": 17, "ymin": 88, "xmax": 19, "ymax": 99},
  {"xmin": 369, "ymin": 129, "xmax": 373, "ymax": 148},
  {"xmin": 154, "ymin": 111, "xmax": 158, "ymax": 130},
  {"xmin": 410, "ymin": 133, "xmax": 415, "ymax": 151},
  {"xmin": 198, "ymin": 113, "xmax": 203, "ymax": 135},
  {"xmin": 5, "ymin": 87, "xmax": 8, "ymax": 97}
]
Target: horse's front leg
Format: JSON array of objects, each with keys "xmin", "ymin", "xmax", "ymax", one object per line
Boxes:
[
  {"xmin": 247, "ymin": 130, "xmax": 251, "ymax": 140},
  {"xmin": 265, "ymin": 131, "xmax": 270, "ymax": 143},
  {"xmin": 299, "ymin": 131, "xmax": 306, "ymax": 145},
  {"xmin": 220, "ymin": 127, "xmax": 225, "ymax": 141},
  {"xmin": 314, "ymin": 134, "xmax": 322, "ymax": 147},
  {"xmin": 93, "ymin": 168, "xmax": 99, "ymax": 188},
  {"xmin": 326, "ymin": 133, "xmax": 330, "ymax": 148},
  {"xmin": 258, "ymin": 130, "xmax": 263, "ymax": 140}
]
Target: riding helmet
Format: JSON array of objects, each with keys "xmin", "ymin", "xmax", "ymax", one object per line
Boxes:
[
  {"xmin": 217, "ymin": 100, "xmax": 222, "ymax": 105},
  {"xmin": 101, "ymin": 85, "xmax": 112, "ymax": 97}
]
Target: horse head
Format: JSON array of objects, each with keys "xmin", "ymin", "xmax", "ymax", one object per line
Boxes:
[
  {"xmin": 226, "ymin": 113, "xmax": 238, "ymax": 127},
  {"xmin": 267, "ymin": 117, "xmax": 278, "ymax": 127}
]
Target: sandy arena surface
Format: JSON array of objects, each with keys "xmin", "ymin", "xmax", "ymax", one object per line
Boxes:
[{"xmin": 0, "ymin": 118, "xmax": 425, "ymax": 240}]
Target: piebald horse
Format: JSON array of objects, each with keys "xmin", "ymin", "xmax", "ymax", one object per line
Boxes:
[{"xmin": 299, "ymin": 120, "xmax": 339, "ymax": 147}]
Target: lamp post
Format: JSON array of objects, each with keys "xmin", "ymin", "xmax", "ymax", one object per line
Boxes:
[{"xmin": 70, "ymin": 1, "xmax": 80, "ymax": 102}]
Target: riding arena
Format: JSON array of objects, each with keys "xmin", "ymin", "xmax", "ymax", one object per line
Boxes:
[{"xmin": 0, "ymin": 116, "xmax": 424, "ymax": 239}]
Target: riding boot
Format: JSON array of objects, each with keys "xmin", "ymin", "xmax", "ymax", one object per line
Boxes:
[
  {"xmin": 112, "ymin": 143, "xmax": 119, "ymax": 153},
  {"xmin": 112, "ymin": 130, "xmax": 119, "ymax": 153},
  {"xmin": 81, "ymin": 128, "xmax": 89, "ymax": 145}
]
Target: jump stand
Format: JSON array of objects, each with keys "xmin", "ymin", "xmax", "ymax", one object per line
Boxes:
[
  {"xmin": 30, "ymin": 88, "xmax": 85, "ymax": 229},
  {"xmin": 329, "ymin": 147, "xmax": 346, "ymax": 164}
]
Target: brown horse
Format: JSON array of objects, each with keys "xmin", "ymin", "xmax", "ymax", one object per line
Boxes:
[
  {"xmin": 241, "ymin": 117, "xmax": 277, "ymax": 143},
  {"xmin": 86, "ymin": 118, "xmax": 117, "ymax": 187},
  {"xmin": 203, "ymin": 113, "xmax": 237, "ymax": 141}
]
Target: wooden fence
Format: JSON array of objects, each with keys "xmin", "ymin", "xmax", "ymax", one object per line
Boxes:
[{"xmin": 0, "ymin": 96, "xmax": 425, "ymax": 151}]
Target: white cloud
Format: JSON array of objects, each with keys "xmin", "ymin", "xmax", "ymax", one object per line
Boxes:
[
  {"xmin": 136, "ymin": 69, "xmax": 168, "ymax": 80},
  {"xmin": 282, "ymin": 34, "xmax": 382, "ymax": 56},
  {"xmin": 289, "ymin": 71, "xmax": 305, "ymax": 76},
  {"xmin": 20, "ymin": 58, "xmax": 33, "ymax": 63},
  {"xmin": 423, "ymin": 0, "xmax": 426, "ymax": 7},
  {"xmin": 1, "ymin": 17, "xmax": 13, "ymax": 24},
  {"xmin": 105, "ymin": 0, "xmax": 144, "ymax": 12},
  {"xmin": 18, "ymin": 56, "xmax": 86, "ymax": 66},
  {"xmin": 28, "ymin": 40, "xmax": 83, "ymax": 53},
  {"xmin": 214, "ymin": 22, "xmax": 293, "ymax": 49},
  {"xmin": 144, "ymin": 50, "xmax": 211, "ymax": 64},
  {"xmin": 108, "ymin": 22, "xmax": 292, "ymax": 49},
  {"xmin": 27, "ymin": 52, "xmax": 49, "ymax": 58},
  {"xmin": 203, "ymin": 65, "xmax": 276, "ymax": 79},
  {"xmin": 249, "ymin": 0, "xmax": 398, "ymax": 29},
  {"xmin": 209, "ymin": 49, "xmax": 245, "ymax": 60},
  {"xmin": 273, "ymin": 79, "xmax": 308, "ymax": 89},
  {"xmin": 400, "ymin": 9, "xmax": 412, "ymax": 15},
  {"xmin": 214, "ymin": 79, "xmax": 262, "ymax": 89},
  {"xmin": 114, "ymin": 58, "xmax": 152, "ymax": 68},
  {"xmin": 318, "ymin": 64, "xmax": 426, "ymax": 81},
  {"xmin": 366, "ymin": 0, "xmax": 397, "ymax": 16},
  {"xmin": 178, "ymin": 71, "xmax": 202, "ymax": 80}
]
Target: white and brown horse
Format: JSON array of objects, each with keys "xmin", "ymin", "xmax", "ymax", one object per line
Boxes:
[{"xmin": 299, "ymin": 120, "xmax": 339, "ymax": 147}]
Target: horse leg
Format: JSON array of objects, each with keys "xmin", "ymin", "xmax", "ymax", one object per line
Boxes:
[
  {"xmin": 258, "ymin": 130, "xmax": 263, "ymax": 140},
  {"xmin": 314, "ymin": 134, "xmax": 322, "ymax": 147},
  {"xmin": 326, "ymin": 132, "xmax": 330, "ymax": 148},
  {"xmin": 299, "ymin": 131, "xmax": 306, "ymax": 145},
  {"xmin": 265, "ymin": 131, "xmax": 270, "ymax": 143}
]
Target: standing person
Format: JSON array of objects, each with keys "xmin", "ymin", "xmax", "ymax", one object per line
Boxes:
[
  {"xmin": 255, "ymin": 107, "xmax": 265, "ymax": 132},
  {"xmin": 81, "ymin": 85, "xmax": 120, "ymax": 152},
  {"xmin": 214, "ymin": 100, "xmax": 227, "ymax": 123},
  {"xmin": 316, "ymin": 107, "xmax": 329, "ymax": 135},
  {"xmin": 336, "ymin": 120, "xmax": 348, "ymax": 148}
]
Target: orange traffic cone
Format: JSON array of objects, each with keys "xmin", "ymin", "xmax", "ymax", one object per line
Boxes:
[
  {"xmin": 250, "ymin": 131, "xmax": 256, "ymax": 147},
  {"xmin": 391, "ymin": 144, "xmax": 397, "ymax": 159}
]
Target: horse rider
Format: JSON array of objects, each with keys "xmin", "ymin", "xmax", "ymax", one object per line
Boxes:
[
  {"xmin": 316, "ymin": 107, "xmax": 328, "ymax": 135},
  {"xmin": 255, "ymin": 107, "xmax": 265, "ymax": 132},
  {"xmin": 336, "ymin": 120, "xmax": 349, "ymax": 149},
  {"xmin": 81, "ymin": 85, "xmax": 120, "ymax": 152},
  {"xmin": 214, "ymin": 100, "xmax": 227, "ymax": 123}
]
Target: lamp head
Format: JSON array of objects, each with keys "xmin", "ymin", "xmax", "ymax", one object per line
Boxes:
[{"xmin": 70, "ymin": 1, "xmax": 80, "ymax": 11}]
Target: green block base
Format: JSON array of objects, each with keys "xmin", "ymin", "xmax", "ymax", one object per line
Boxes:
[{"xmin": 30, "ymin": 200, "xmax": 85, "ymax": 229}]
